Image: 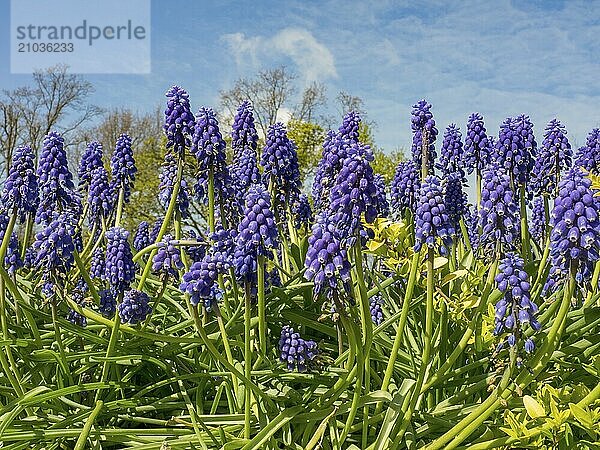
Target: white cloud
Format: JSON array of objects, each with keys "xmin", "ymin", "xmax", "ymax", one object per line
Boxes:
[{"xmin": 221, "ymin": 27, "xmax": 337, "ymax": 82}]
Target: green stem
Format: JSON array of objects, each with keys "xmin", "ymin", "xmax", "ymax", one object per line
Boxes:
[
  {"xmin": 20, "ymin": 214, "xmax": 33, "ymax": 259},
  {"xmin": 0, "ymin": 277, "xmax": 26, "ymax": 399},
  {"xmin": 257, "ymin": 254, "xmax": 266, "ymax": 356},
  {"xmin": 519, "ymin": 184, "xmax": 531, "ymax": 264},
  {"xmin": 208, "ymin": 168, "xmax": 215, "ymax": 233},
  {"xmin": 244, "ymin": 282, "xmax": 252, "ymax": 440},
  {"xmin": 215, "ymin": 305, "xmax": 239, "ymax": 404},
  {"xmin": 0, "ymin": 209, "xmax": 17, "ymax": 261},
  {"xmin": 378, "ymin": 251, "xmax": 420, "ymax": 405},
  {"xmin": 51, "ymin": 299, "xmax": 74, "ymax": 386},
  {"xmin": 74, "ymin": 400, "xmax": 103, "ymax": 450},
  {"xmin": 114, "ymin": 187, "xmax": 125, "ymax": 227},
  {"xmin": 396, "ymin": 247, "xmax": 435, "ymax": 441},
  {"xmin": 95, "ymin": 294, "xmax": 123, "ymax": 402}
]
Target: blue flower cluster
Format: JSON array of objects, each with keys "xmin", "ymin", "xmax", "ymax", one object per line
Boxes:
[
  {"xmin": 133, "ymin": 221, "xmax": 150, "ymax": 252},
  {"xmin": 33, "ymin": 213, "xmax": 76, "ymax": 274},
  {"xmin": 531, "ymin": 119, "xmax": 571, "ymax": 196},
  {"xmin": 88, "ymin": 167, "xmax": 113, "ymax": 227},
  {"xmin": 1, "ymin": 145, "xmax": 39, "ymax": 221},
  {"xmin": 464, "ymin": 205, "xmax": 479, "ymax": 250},
  {"xmin": 152, "ymin": 234, "xmax": 184, "ymax": 279},
  {"xmin": 411, "ymin": 99, "xmax": 438, "ymax": 174},
  {"xmin": 437, "ymin": 124, "xmax": 464, "ymax": 175},
  {"xmin": 304, "ymin": 214, "xmax": 351, "ymax": 295},
  {"xmin": 529, "ymin": 197, "xmax": 545, "ymax": 244},
  {"xmin": 193, "ymin": 107, "xmax": 231, "ymax": 204},
  {"xmin": 261, "ymin": 122, "xmax": 302, "ymax": 204},
  {"xmin": 231, "ymin": 101, "xmax": 259, "ymax": 158},
  {"xmin": 414, "ymin": 176, "xmax": 454, "ymax": 255},
  {"xmin": 373, "ymin": 174, "xmax": 390, "ymax": 218},
  {"xmin": 575, "ymin": 128, "xmax": 600, "ymax": 174},
  {"xmin": 180, "ymin": 231, "xmax": 232, "ymax": 311},
  {"xmin": 338, "ymin": 111, "xmax": 361, "ymax": 142},
  {"xmin": 110, "ymin": 133, "xmax": 136, "ymax": 203},
  {"xmin": 104, "ymin": 226, "xmax": 136, "ymax": 293},
  {"xmin": 234, "ymin": 185, "xmax": 279, "ymax": 282},
  {"xmin": 279, "ymin": 325, "xmax": 318, "ymax": 372},
  {"xmin": 494, "ymin": 116, "xmax": 536, "ymax": 186},
  {"xmin": 118, "ymin": 289, "xmax": 151, "ymax": 325},
  {"xmin": 158, "ymin": 154, "xmax": 190, "ymax": 218},
  {"xmin": 494, "ymin": 253, "xmax": 539, "ymax": 353},
  {"xmin": 370, "ymin": 295, "xmax": 384, "ymax": 325},
  {"xmin": 328, "ymin": 149, "xmax": 379, "ymax": 243},
  {"xmin": 312, "ymin": 131, "xmax": 351, "ymax": 212},
  {"xmin": 164, "ymin": 86, "xmax": 195, "ymax": 155},
  {"xmin": 99, "ymin": 289, "xmax": 117, "ymax": 318},
  {"xmin": 390, "ymin": 160, "xmax": 420, "ymax": 218},
  {"xmin": 444, "ymin": 172, "xmax": 467, "ymax": 232},
  {"xmin": 464, "ymin": 112, "xmax": 490, "ymax": 174},
  {"xmin": 545, "ymin": 168, "xmax": 600, "ymax": 292},
  {"xmin": 36, "ymin": 132, "xmax": 78, "ymax": 224},
  {"xmin": 292, "ymin": 194, "xmax": 313, "ymax": 230},
  {"xmin": 184, "ymin": 229, "xmax": 206, "ymax": 263},
  {"xmin": 478, "ymin": 164, "xmax": 520, "ymax": 250},
  {"xmin": 78, "ymin": 141, "xmax": 104, "ymax": 188},
  {"xmin": 150, "ymin": 218, "xmax": 163, "ymax": 244},
  {"xmin": 0, "ymin": 213, "xmax": 23, "ymax": 274},
  {"xmin": 90, "ymin": 246, "xmax": 105, "ymax": 279}
]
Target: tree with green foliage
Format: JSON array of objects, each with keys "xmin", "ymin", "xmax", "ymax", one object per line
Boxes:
[{"xmin": 286, "ymin": 119, "xmax": 326, "ymax": 184}]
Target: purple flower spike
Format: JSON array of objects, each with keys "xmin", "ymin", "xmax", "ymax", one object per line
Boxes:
[
  {"xmin": 437, "ymin": 124, "xmax": 464, "ymax": 176},
  {"xmin": 531, "ymin": 119, "xmax": 571, "ymax": 196},
  {"xmin": 575, "ymin": 128, "xmax": 600, "ymax": 174},
  {"xmin": 1, "ymin": 145, "xmax": 39, "ymax": 221},
  {"xmin": 110, "ymin": 133, "xmax": 136, "ymax": 203},
  {"xmin": 78, "ymin": 141, "xmax": 104, "ymax": 188},
  {"xmin": 231, "ymin": 101, "xmax": 259, "ymax": 158},
  {"xmin": 278, "ymin": 325, "xmax": 318, "ymax": 372},
  {"xmin": 390, "ymin": 160, "xmax": 420, "ymax": 218},
  {"xmin": 164, "ymin": 85, "xmax": 195, "ymax": 156},
  {"xmin": 411, "ymin": 99, "xmax": 438, "ymax": 175},
  {"xmin": 158, "ymin": 154, "xmax": 190, "ymax": 219},
  {"xmin": 118, "ymin": 289, "xmax": 151, "ymax": 325},
  {"xmin": 464, "ymin": 112, "xmax": 490, "ymax": 174},
  {"xmin": 104, "ymin": 226, "xmax": 136, "ymax": 293},
  {"xmin": 414, "ymin": 175, "xmax": 454, "ymax": 255},
  {"xmin": 152, "ymin": 234, "xmax": 184, "ymax": 279}
]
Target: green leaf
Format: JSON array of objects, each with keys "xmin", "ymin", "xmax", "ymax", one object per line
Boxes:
[
  {"xmin": 433, "ymin": 257, "xmax": 448, "ymax": 270},
  {"xmin": 523, "ymin": 395, "xmax": 546, "ymax": 419},
  {"xmin": 569, "ymin": 403, "xmax": 593, "ymax": 428}
]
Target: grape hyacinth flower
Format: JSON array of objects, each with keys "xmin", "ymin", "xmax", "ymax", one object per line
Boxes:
[
  {"xmin": 164, "ymin": 85, "xmax": 195, "ymax": 156},
  {"xmin": 150, "ymin": 218, "xmax": 163, "ymax": 244},
  {"xmin": 328, "ymin": 148, "xmax": 379, "ymax": 244},
  {"xmin": 118, "ymin": 289, "xmax": 151, "ymax": 325},
  {"xmin": 184, "ymin": 229, "xmax": 207, "ymax": 263},
  {"xmin": 575, "ymin": 128, "xmax": 600, "ymax": 174},
  {"xmin": 531, "ymin": 119, "xmax": 572, "ymax": 196},
  {"xmin": 304, "ymin": 213, "xmax": 352, "ymax": 296},
  {"xmin": 463, "ymin": 113, "xmax": 490, "ymax": 174},
  {"xmin": 478, "ymin": 164, "xmax": 520, "ymax": 251},
  {"xmin": 158, "ymin": 154, "xmax": 190, "ymax": 218},
  {"xmin": 278, "ymin": 325, "xmax": 318, "ymax": 372},
  {"xmin": 312, "ymin": 131, "xmax": 351, "ymax": 212},
  {"xmin": 78, "ymin": 141, "xmax": 103, "ymax": 188},
  {"xmin": 465, "ymin": 205, "xmax": 480, "ymax": 250},
  {"xmin": 338, "ymin": 111, "xmax": 361, "ymax": 143},
  {"xmin": 261, "ymin": 122, "xmax": 302, "ymax": 204},
  {"xmin": 234, "ymin": 185, "xmax": 279, "ymax": 282},
  {"xmin": 99, "ymin": 289, "xmax": 117, "ymax": 318},
  {"xmin": 152, "ymin": 234, "xmax": 184, "ymax": 279},
  {"xmin": 437, "ymin": 124, "xmax": 464, "ymax": 176},
  {"xmin": 231, "ymin": 101, "xmax": 259, "ymax": 158},
  {"xmin": 180, "ymin": 233, "xmax": 232, "ymax": 311},
  {"xmin": 494, "ymin": 116, "xmax": 536, "ymax": 186},
  {"xmin": 87, "ymin": 167, "xmax": 113, "ymax": 227},
  {"xmin": 104, "ymin": 227, "xmax": 136, "ymax": 293},
  {"xmin": 414, "ymin": 176, "xmax": 454, "ymax": 255},
  {"xmin": 90, "ymin": 246, "xmax": 105, "ymax": 280},
  {"xmin": 444, "ymin": 172, "xmax": 467, "ymax": 232},
  {"xmin": 494, "ymin": 253, "xmax": 540, "ymax": 354},
  {"xmin": 192, "ymin": 107, "xmax": 229, "ymax": 202},
  {"xmin": 67, "ymin": 280, "xmax": 88, "ymax": 327},
  {"xmin": 33, "ymin": 213, "xmax": 77, "ymax": 274},
  {"xmin": 1, "ymin": 145, "xmax": 39, "ymax": 221},
  {"xmin": 370, "ymin": 295, "xmax": 384, "ymax": 325},
  {"xmin": 373, "ymin": 174, "xmax": 390, "ymax": 218},
  {"xmin": 110, "ymin": 133, "xmax": 136, "ymax": 203},
  {"xmin": 545, "ymin": 168, "xmax": 600, "ymax": 293},
  {"xmin": 0, "ymin": 214, "xmax": 23, "ymax": 274},
  {"xmin": 133, "ymin": 221, "xmax": 150, "ymax": 252},
  {"xmin": 36, "ymin": 131, "xmax": 78, "ymax": 224},
  {"xmin": 390, "ymin": 160, "xmax": 420, "ymax": 218},
  {"xmin": 530, "ymin": 197, "xmax": 545, "ymax": 244},
  {"xmin": 411, "ymin": 99, "xmax": 438, "ymax": 175},
  {"xmin": 292, "ymin": 194, "xmax": 313, "ymax": 230}
]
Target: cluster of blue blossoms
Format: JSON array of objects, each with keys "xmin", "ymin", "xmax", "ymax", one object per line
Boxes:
[{"xmin": 279, "ymin": 325, "xmax": 318, "ymax": 372}]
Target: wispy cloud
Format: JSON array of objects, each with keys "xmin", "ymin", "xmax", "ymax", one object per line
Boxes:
[{"xmin": 221, "ymin": 27, "xmax": 337, "ymax": 82}]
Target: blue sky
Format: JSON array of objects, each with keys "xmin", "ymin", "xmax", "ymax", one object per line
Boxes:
[{"xmin": 1, "ymin": 0, "xmax": 599, "ymax": 152}]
